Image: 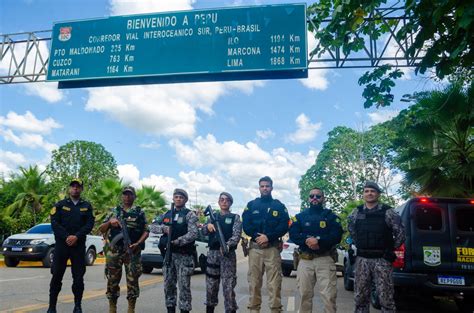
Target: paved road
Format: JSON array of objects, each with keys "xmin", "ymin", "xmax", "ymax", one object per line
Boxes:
[{"xmin": 0, "ymin": 256, "xmax": 460, "ymax": 313}]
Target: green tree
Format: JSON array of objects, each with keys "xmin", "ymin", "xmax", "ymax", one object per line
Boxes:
[
  {"xmin": 388, "ymin": 83, "xmax": 474, "ymax": 197},
  {"xmin": 135, "ymin": 186, "xmax": 167, "ymax": 222},
  {"xmin": 299, "ymin": 125, "xmax": 398, "ymax": 213},
  {"xmin": 46, "ymin": 140, "xmax": 118, "ymax": 198},
  {"xmin": 308, "ymin": 0, "xmax": 474, "ymax": 107},
  {"xmin": 88, "ymin": 178, "xmax": 123, "ymax": 225},
  {"xmin": 1, "ymin": 166, "xmax": 53, "ymax": 229}
]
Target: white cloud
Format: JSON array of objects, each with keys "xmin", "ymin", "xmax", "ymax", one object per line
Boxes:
[
  {"xmin": 169, "ymin": 134, "xmax": 318, "ymax": 213},
  {"xmin": 140, "ymin": 174, "xmax": 179, "ymax": 202},
  {"xmin": 368, "ymin": 109, "xmax": 400, "ymax": 125},
  {"xmin": 24, "ymin": 82, "xmax": 64, "ymax": 103},
  {"xmin": 0, "ymin": 128, "xmax": 58, "ymax": 152},
  {"xmin": 256, "ymin": 129, "xmax": 275, "ymax": 140},
  {"xmin": 118, "ymin": 164, "xmax": 141, "ymax": 187},
  {"xmin": 285, "ymin": 113, "xmax": 322, "ymax": 144},
  {"xmin": 0, "ymin": 150, "xmax": 28, "ymax": 176},
  {"xmin": 300, "ymin": 31, "xmax": 330, "ymax": 90},
  {"xmin": 109, "ymin": 0, "xmax": 194, "ymax": 15},
  {"xmin": 139, "ymin": 141, "xmax": 161, "ymax": 149},
  {"xmin": 0, "ymin": 111, "xmax": 62, "ymax": 134}
]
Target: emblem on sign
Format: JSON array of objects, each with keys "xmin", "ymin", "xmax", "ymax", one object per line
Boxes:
[
  {"xmin": 423, "ymin": 246, "xmax": 441, "ymax": 266},
  {"xmin": 59, "ymin": 27, "xmax": 72, "ymax": 42}
]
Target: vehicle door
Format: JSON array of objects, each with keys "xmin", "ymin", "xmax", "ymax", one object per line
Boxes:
[{"xmin": 449, "ymin": 201, "xmax": 474, "ymax": 274}]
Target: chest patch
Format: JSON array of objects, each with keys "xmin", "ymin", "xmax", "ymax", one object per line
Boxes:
[
  {"xmin": 225, "ymin": 217, "xmax": 233, "ymax": 224},
  {"xmin": 177, "ymin": 217, "xmax": 184, "ymax": 224},
  {"xmin": 304, "ymin": 222, "xmax": 311, "ymax": 227},
  {"xmin": 320, "ymin": 221, "xmax": 326, "ymax": 228},
  {"xmin": 80, "ymin": 208, "xmax": 88, "ymax": 212},
  {"xmin": 272, "ymin": 211, "xmax": 279, "ymax": 217},
  {"xmin": 62, "ymin": 206, "xmax": 71, "ymax": 211},
  {"xmin": 126, "ymin": 216, "xmax": 137, "ymax": 222},
  {"xmin": 252, "ymin": 210, "xmax": 259, "ymax": 214}
]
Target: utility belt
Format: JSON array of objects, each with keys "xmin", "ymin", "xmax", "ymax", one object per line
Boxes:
[
  {"xmin": 299, "ymin": 250, "xmax": 331, "ymax": 260},
  {"xmin": 170, "ymin": 245, "xmax": 196, "ymax": 255},
  {"xmin": 249, "ymin": 240, "xmax": 282, "ymax": 251}
]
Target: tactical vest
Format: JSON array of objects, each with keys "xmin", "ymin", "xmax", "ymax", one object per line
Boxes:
[
  {"xmin": 209, "ymin": 213, "xmax": 236, "ymax": 250},
  {"xmin": 162, "ymin": 208, "xmax": 195, "ymax": 254},
  {"xmin": 108, "ymin": 207, "xmax": 145, "ymax": 248},
  {"xmin": 354, "ymin": 206, "xmax": 394, "ymax": 258}
]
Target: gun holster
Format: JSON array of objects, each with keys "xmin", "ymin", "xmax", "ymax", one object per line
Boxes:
[
  {"xmin": 293, "ymin": 249, "xmax": 300, "ymax": 269},
  {"xmin": 159, "ymin": 235, "xmax": 168, "ymax": 256}
]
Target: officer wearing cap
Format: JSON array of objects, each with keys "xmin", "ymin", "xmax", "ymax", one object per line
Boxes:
[
  {"xmin": 242, "ymin": 176, "xmax": 290, "ymax": 313},
  {"xmin": 99, "ymin": 186, "xmax": 149, "ymax": 313},
  {"xmin": 202, "ymin": 192, "xmax": 242, "ymax": 313},
  {"xmin": 149, "ymin": 188, "xmax": 198, "ymax": 313},
  {"xmin": 348, "ymin": 181, "xmax": 405, "ymax": 313},
  {"xmin": 48, "ymin": 178, "xmax": 94, "ymax": 313},
  {"xmin": 289, "ymin": 187, "xmax": 343, "ymax": 313}
]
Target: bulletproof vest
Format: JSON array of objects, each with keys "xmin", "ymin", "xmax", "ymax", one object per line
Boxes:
[
  {"xmin": 162, "ymin": 207, "xmax": 195, "ymax": 253},
  {"xmin": 209, "ymin": 213, "xmax": 236, "ymax": 250},
  {"xmin": 108, "ymin": 207, "xmax": 145, "ymax": 247},
  {"xmin": 355, "ymin": 206, "xmax": 394, "ymax": 258}
]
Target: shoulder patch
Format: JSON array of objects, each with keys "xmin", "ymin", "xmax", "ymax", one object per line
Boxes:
[{"xmin": 50, "ymin": 207, "xmax": 56, "ymax": 215}]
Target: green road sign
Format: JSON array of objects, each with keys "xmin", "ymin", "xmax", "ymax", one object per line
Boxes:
[{"xmin": 46, "ymin": 4, "xmax": 308, "ymax": 88}]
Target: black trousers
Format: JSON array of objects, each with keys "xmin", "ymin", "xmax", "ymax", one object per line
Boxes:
[{"xmin": 49, "ymin": 243, "xmax": 86, "ymax": 305}]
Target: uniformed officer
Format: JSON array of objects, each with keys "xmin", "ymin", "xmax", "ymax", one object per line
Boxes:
[
  {"xmin": 242, "ymin": 176, "xmax": 290, "ymax": 313},
  {"xmin": 289, "ymin": 187, "xmax": 343, "ymax": 313},
  {"xmin": 149, "ymin": 188, "xmax": 198, "ymax": 313},
  {"xmin": 202, "ymin": 192, "xmax": 242, "ymax": 313},
  {"xmin": 348, "ymin": 181, "xmax": 406, "ymax": 313},
  {"xmin": 99, "ymin": 186, "xmax": 149, "ymax": 313},
  {"xmin": 48, "ymin": 178, "xmax": 94, "ymax": 313}
]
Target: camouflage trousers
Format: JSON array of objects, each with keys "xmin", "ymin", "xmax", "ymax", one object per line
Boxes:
[
  {"xmin": 205, "ymin": 249, "xmax": 238, "ymax": 312},
  {"xmin": 105, "ymin": 248, "xmax": 142, "ymax": 300},
  {"xmin": 354, "ymin": 257, "xmax": 395, "ymax": 313},
  {"xmin": 163, "ymin": 253, "xmax": 195, "ymax": 311}
]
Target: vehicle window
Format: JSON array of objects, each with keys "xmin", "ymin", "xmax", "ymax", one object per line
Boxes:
[
  {"xmin": 415, "ymin": 205, "xmax": 443, "ymax": 231},
  {"xmin": 27, "ymin": 224, "xmax": 53, "ymax": 234},
  {"xmin": 456, "ymin": 207, "xmax": 474, "ymax": 232}
]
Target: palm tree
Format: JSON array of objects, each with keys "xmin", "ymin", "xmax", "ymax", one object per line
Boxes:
[
  {"xmin": 135, "ymin": 186, "xmax": 167, "ymax": 222},
  {"xmin": 3, "ymin": 166, "xmax": 50, "ymax": 225},
  {"xmin": 391, "ymin": 83, "xmax": 474, "ymax": 197},
  {"xmin": 88, "ymin": 178, "xmax": 123, "ymax": 224}
]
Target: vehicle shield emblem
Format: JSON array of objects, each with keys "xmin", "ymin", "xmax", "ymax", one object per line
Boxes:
[{"xmin": 423, "ymin": 246, "xmax": 441, "ymax": 266}]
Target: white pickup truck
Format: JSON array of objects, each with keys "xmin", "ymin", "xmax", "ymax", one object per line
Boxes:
[{"xmin": 1, "ymin": 223, "xmax": 103, "ymax": 268}]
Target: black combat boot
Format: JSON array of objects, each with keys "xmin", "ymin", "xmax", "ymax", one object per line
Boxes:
[
  {"xmin": 72, "ymin": 303, "xmax": 82, "ymax": 313},
  {"xmin": 206, "ymin": 306, "xmax": 215, "ymax": 313},
  {"xmin": 167, "ymin": 307, "xmax": 176, "ymax": 313}
]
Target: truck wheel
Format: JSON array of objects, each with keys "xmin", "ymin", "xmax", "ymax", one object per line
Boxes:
[
  {"xmin": 42, "ymin": 248, "xmax": 54, "ymax": 268},
  {"xmin": 343, "ymin": 261, "xmax": 354, "ymax": 291},
  {"xmin": 85, "ymin": 248, "xmax": 96, "ymax": 266},
  {"xmin": 282, "ymin": 267, "xmax": 292, "ymax": 277},
  {"xmin": 142, "ymin": 265, "xmax": 154, "ymax": 274},
  {"xmin": 4, "ymin": 256, "xmax": 20, "ymax": 267},
  {"xmin": 199, "ymin": 254, "xmax": 207, "ymax": 273}
]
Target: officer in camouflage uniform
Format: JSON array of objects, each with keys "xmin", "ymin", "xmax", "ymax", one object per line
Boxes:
[
  {"xmin": 202, "ymin": 192, "xmax": 242, "ymax": 313},
  {"xmin": 348, "ymin": 181, "xmax": 405, "ymax": 313},
  {"xmin": 149, "ymin": 188, "xmax": 198, "ymax": 313},
  {"xmin": 242, "ymin": 176, "xmax": 290, "ymax": 313},
  {"xmin": 289, "ymin": 187, "xmax": 343, "ymax": 313},
  {"xmin": 48, "ymin": 178, "xmax": 94, "ymax": 313},
  {"xmin": 99, "ymin": 186, "xmax": 149, "ymax": 313}
]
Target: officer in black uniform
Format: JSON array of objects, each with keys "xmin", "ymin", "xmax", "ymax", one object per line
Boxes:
[
  {"xmin": 48, "ymin": 178, "xmax": 95, "ymax": 313},
  {"xmin": 289, "ymin": 187, "xmax": 343, "ymax": 313},
  {"xmin": 242, "ymin": 176, "xmax": 290, "ymax": 313}
]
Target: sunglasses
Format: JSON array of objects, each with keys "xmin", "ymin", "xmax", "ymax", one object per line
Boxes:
[{"xmin": 309, "ymin": 194, "xmax": 322, "ymax": 199}]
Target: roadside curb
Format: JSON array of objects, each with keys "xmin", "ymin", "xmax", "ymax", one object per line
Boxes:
[{"xmin": 0, "ymin": 257, "xmax": 106, "ymax": 268}]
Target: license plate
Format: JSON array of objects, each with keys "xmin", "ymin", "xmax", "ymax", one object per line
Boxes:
[
  {"xmin": 12, "ymin": 247, "xmax": 22, "ymax": 252},
  {"xmin": 437, "ymin": 275, "xmax": 465, "ymax": 286}
]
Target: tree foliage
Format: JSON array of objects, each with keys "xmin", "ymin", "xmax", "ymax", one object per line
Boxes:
[
  {"xmin": 46, "ymin": 140, "xmax": 118, "ymax": 198},
  {"xmin": 308, "ymin": 0, "xmax": 474, "ymax": 107},
  {"xmin": 299, "ymin": 125, "xmax": 397, "ymax": 213},
  {"xmin": 388, "ymin": 82, "xmax": 474, "ymax": 197}
]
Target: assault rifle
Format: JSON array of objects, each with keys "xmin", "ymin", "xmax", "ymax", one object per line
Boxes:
[
  {"xmin": 109, "ymin": 212, "xmax": 133, "ymax": 262},
  {"xmin": 164, "ymin": 203, "xmax": 175, "ymax": 266},
  {"xmin": 204, "ymin": 205, "xmax": 229, "ymax": 256}
]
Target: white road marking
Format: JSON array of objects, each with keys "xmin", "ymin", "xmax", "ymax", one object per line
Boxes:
[
  {"xmin": 287, "ymin": 296, "xmax": 295, "ymax": 312},
  {"xmin": 0, "ymin": 275, "xmax": 45, "ymax": 283}
]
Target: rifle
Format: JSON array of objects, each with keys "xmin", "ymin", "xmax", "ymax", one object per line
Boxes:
[
  {"xmin": 164, "ymin": 203, "xmax": 175, "ymax": 266},
  {"xmin": 109, "ymin": 211, "xmax": 133, "ymax": 262},
  {"xmin": 204, "ymin": 205, "xmax": 229, "ymax": 256}
]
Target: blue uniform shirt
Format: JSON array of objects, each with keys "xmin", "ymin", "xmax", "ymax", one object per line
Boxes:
[
  {"xmin": 242, "ymin": 196, "xmax": 289, "ymax": 243},
  {"xmin": 289, "ymin": 206, "xmax": 343, "ymax": 254}
]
